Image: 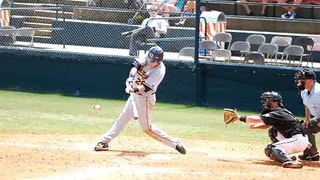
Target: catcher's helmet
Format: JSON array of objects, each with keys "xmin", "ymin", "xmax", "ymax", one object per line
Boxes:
[
  {"xmin": 146, "ymin": 46, "xmax": 164, "ymax": 63},
  {"xmin": 294, "ymin": 69, "xmax": 316, "ymax": 90},
  {"xmin": 260, "ymin": 91, "xmax": 283, "ymax": 109}
]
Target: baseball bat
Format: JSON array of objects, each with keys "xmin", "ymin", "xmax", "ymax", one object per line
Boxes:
[{"xmin": 131, "ymin": 93, "xmax": 138, "ymax": 120}]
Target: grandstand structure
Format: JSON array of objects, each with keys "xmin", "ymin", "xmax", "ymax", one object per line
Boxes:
[
  {"xmin": 9, "ymin": 0, "xmax": 320, "ymax": 34},
  {"xmin": 1, "ymin": 0, "xmax": 320, "ymax": 66}
]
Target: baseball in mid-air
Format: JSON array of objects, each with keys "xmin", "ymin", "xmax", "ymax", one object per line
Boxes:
[{"xmin": 94, "ymin": 104, "xmax": 101, "ymax": 110}]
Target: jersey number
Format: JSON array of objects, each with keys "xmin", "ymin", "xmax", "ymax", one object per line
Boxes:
[{"xmin": 135, "ymin": 78, "xmax": 145, "ymax": 85}]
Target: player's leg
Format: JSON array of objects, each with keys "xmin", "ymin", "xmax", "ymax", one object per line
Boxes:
[
  {"xmin": 273, "ymin": 134, "xmax": 309, "ymax": 155},
  {"xmin": 299, "ymin": 118, "xmax": 320, "ymax": 161},
  {"xmin": 261, "ymin": 0, "xmax": 268, "ymax": 16},
  {"xmin": 239, "ymin": 0, "xmax": 253, "ymax": 15},
  {"xmin": 264, "ymin": 144, "xmax": 303, "ymax": 168},
  {"xmin": 270, "ymin": 134, "xmax": 309, "ymax": 168},
  {"xmin": 137, "ymin": 95, "xmax": 186, "ymax": 154},
  {"xmin": 299, "ymin": 133, "xmax": 319, "ymax": 160},
  {"xmin": 94, "ymin": 97, "xmax": 134, "ymax": 151}
]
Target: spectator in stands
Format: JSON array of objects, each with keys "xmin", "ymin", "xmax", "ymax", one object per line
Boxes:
[
  {"xmin": 161, "ymin": 0, "xmax": 185, "ymax": 24},
  {"xmin": 278, "ymin": 0, "xmax": 302, "ymax": 19},
  {"xmin": 175, "ymin": 0, "xmax": 201, "ymax": 26},
  {"xmin": 239, "ymin": 0, "xmax": 268, "ymax": 16},
  {"xmin": 163, "ymin": 0, "xmax": 185, "ymax": 12},
  {"xmin": 121, "ymin": 3, "xmax": 168, "ymax": 56}
]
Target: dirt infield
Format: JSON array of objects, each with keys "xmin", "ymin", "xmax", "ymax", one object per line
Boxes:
[{"xmin": 0, "ymin": 134, "xmax": 319, "ymax": 179}]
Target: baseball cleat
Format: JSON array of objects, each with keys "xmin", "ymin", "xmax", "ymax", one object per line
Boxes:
[
  {"xmin": 94, "ymin": 142, "xmax": 109, "ymax": 151},
  {"xmin": 282, "ymin": 161, "xmax": 303, "ymax": 168},
  {"xmin": 175, "ymin": 143, "xmax": 186, "ymax": 155},
  {"xmin": 298, "ymin": 152, "xmax": 320, "ymax": 161}
]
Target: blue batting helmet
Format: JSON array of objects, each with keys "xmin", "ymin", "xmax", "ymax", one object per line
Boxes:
[{"xmin": 146, "ymin": 46, "xmax": 164, "ymax": 63}]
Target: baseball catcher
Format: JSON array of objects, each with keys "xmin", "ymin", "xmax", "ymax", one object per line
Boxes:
[
  {"xmin": 226, "ymin": 91, "xmax": 309, "ymax": 168},
  {"xmin": 94, "ymin": 46, "xmax": 186, "ymax": 154}
]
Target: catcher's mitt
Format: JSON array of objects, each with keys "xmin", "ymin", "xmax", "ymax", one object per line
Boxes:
[{"xmin": 224, "ymin": 108, "xmax": 238, "ymax": 125}]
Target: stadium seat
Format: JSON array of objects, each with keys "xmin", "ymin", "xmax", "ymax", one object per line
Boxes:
[
  {"xmin": 279, "ymin": 45, "xmax": 304, "ymax": 66},
  {"xmin": 199, "ymin": 40, "xmax": 216, "ymax": 59},
  {"xmin": 15, "ymin": 27, "xmax": 35, "ymax": 47},
  {"xmin": 212, "ymin": 32, "xmax": 232, "ymax": 50},
  {"xmin": 257, "ymin": 43, "xmax": 278, "ymax": 65},
  {"xmin": 293, "ymin": 37, "xmax": 315, "ymax": 67},
  {"xmin": 230, "ymin": 41, "xmax": 251, "ymax": 62},
  {"xmin": 246, "ymin": 34, "xmax": 266, "ymax": 52},
  {"xmin": 178, "ymin": 47, "xmax": 195, "ymax": 60},
  {"xmin": 244, "ymin": 52, "xmax": 265, "ymax": 65}
]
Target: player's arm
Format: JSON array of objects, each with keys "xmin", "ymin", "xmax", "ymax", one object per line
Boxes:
[
  {"xmin": 249, "ymin": 123, "xmax": 271, "ymax": 129},
  {"xmin": 127, "ymin": 60, "xmax": 141, "ymax": 83},
  {"xmin": 154, "ymin": 25, "xmax": 167, "ymax": 34},
  {"xmin": 125, "ymin": 60, "xmax": 142, "ymax": 93},
  {"xmin": 127, "ymin": 60, "xmax": 152, "ymax": 93},
  {"xmin": 236, "ymin": 114, "xmax": 264, "ymax": 124},
  {"xmin": 236, "ymin": 115, "xmax": 271, "ymax": 129}
]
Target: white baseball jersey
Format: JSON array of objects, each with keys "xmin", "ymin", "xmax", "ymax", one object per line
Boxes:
[
  {"xmin": 141, "ymin": 15, "xmax": 167, "ymax": 38},
  {"xmin": 132, "ymin": 54, "xmax": 165, "ymax": 97},
  {"xmin": 301, "ymin": 82, "xmax": 320, "ymax": 118},
  {"xmin": 99, "ymin": 55, "xmax": 180, "ymax": 149}
]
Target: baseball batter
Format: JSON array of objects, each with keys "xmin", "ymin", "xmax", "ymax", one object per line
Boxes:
[
  {"xmin": 94, "ymin": 46, "xmax": 186, "ymax": 154},
  {"xmin": 235, "ymin": 91, "xmax": 309, "ymax": 168}
]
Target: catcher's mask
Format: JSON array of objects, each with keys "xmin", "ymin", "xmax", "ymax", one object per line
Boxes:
[
  {"xmin": 146, "ymin": 46, "xmax": 164, "ymax": 63},
  {"xmin": 294, "ymin": 69, "xmax": 316, "ymax": 90},
  {"xmin": 260, "ymin": 91, "xmax": 283, "ymax": 110}
]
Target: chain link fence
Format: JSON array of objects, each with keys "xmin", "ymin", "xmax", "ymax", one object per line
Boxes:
[
  {"xmin": 0, "ymin": 0, "xmax": 206, "ymax": 62},
  {"xmin": 0, "ymin": 0, "xmax": 318, "ymax": 67}
]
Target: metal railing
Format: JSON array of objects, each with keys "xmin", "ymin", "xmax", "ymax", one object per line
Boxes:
[{"xmin": 202, "ymin": 0, "xmax": 320, "ymax": 19}]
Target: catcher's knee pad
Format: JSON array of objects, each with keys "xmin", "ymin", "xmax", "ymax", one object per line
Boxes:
[
  {"xmin": 264, "ymin": 144, "xmax": 274, "ymax": 158},
  {"xmin": 268, "ymin": 127, "xmax": 278, "ymax": 143}
]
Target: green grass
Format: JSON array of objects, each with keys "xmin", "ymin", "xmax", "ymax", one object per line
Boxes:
[{"xmin": 1, "ymin": 90, "xmax": 317, "ymax": 145}]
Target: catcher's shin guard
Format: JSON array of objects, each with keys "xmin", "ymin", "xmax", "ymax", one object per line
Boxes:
[{"xmin": 265, "ymin": 144, "xmax": 291, "ymax": 163}]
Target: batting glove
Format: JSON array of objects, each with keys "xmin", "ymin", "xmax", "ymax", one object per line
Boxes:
[
  {"xmin": 126, "ymin": 77, "xmax": 134, "ymax": 87},
  {"xmin": 125, "ymin": 85, "xmax": 135, "ymax": 94}
]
